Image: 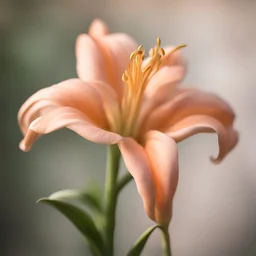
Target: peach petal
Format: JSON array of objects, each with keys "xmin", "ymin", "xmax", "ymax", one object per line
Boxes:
[
  {"xmin": 118, "ymin": 137, "xmax": 156, "ymax": 221},
  {"xmin": 89, "ymin": 80, "xmax": 119, "ymax": 108},
  {"xmin": 101, "ymin": 33, "xmax": 138, "ymax": 77},
  {"xmin": 18, "ymin": 79, "xmax": 107, "ymax": 131},
  {"xmin": 89, "ymin": 81, "xmax": 121, "ymax": 132},
  {"xmin": 75, "ymin": 34, "xmax": 108, "ymax": 83},
  {"xmin": 97, "ymin": 33, "xmax": 138, "ymax": 97},
  {"xmin": 145, "ymin": 66, "xmax": 185, "ymax": 98},
  {"xmin": 139, "ymin": 66, "xmax": 186, "ymax": 124},
  {"xmin": 19, "ymin": 100, "xmax": 59, "ymax": 135},
  {"xmin": 21, "ymin": 107, "xmax": 122, "ymax": 152},
  {"xmin": 144, "ymin": 90, "xmax": 235, "ymax": 132},
  {"xmin": 144, "ymin": 131, "xmax": 179, "ymax": 225},
  {"xmin": 166, "ymin": 115, "xmax": 239, "ymax": 163},
  {"xmin": 88, "ymin": 19, "xmax": 109, "ymax": 37}
]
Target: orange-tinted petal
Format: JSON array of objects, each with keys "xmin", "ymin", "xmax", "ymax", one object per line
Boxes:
[
  {"xmin": 75, "ymin": 34, "xmax": 108, "ymax": 83},
  {"xmin": 89, "ymin": 81, "xmax": 121, "ymax": 133},
  {"xmin": 145, "ymin": 66, "xmax": 185, "ymax": 99},
  {"xmin": 20, "ymin": 107, "xmax": 122, "ymax": 152},
  {"xmin": 18, "ymin": 79, "xmax": 107, "ymax": 134},
  {"xmin": 166, "ymin": 115, "xmax": 239, "ymax": 163},
  {"xmin": 96, "ymin": 33, "xmax": 138, "ymax": 98},
  {"xmin": 144, "ymin": 131, "xmax": 179, "ymax": 225},
  {"xmin": 118, "ymin": 137, "xmax": 156, "ymax": 221},
  {"xmin": 144, "ymin": 90, "xmax": 235, "ymax": 132},
  {"xmin": 88, "ymin": 19, "xmax": 109, "ymax": 37},
  {"xmin": 89, "ymin": 80, "xmax": 119, "ymax": 110},
  {"xmin": 19, "ymin": 100, "xmax": 59, "ymax": 135},
  {"xmin": 139, "ymin": 66, "xmax": 186, "ymax": 125}
]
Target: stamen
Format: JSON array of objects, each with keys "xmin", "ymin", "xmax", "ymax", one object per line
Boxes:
[
  {"xmin": 165, "ymin": 44, "xmax": 187, "ymax": 57},
  {"xmin": 120, "ymin": 38, "xmax": 186, "ymax": 137}
]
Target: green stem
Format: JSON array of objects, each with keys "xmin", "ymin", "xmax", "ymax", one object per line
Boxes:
[
  {"xmin": 104, "ymin": 145, "xmax": 121, "ymax": 256},
  {"xmin": 161, "ymin": 226, "xmax": 172, "ymax": 256},
  {"xmin": 117, "ymin": 172, "xmax": 133, "ymax": 193}
]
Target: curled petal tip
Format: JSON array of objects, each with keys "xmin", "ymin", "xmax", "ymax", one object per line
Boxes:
[
  {"xmin": 210, "ymin": 156, "xmax": 221, "ymax": 164},
  {"xmin": 19, "ymin": 140, "xmax": 31, "ymax": 152},
  {"xmin": 210, "ymin": 128, "xmax": 239, "ymax": 164}
]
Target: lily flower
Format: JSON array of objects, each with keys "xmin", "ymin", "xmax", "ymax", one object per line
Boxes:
[{"xmin": 18, "ymin": 19, "xmax": 238, "ymax": 225}]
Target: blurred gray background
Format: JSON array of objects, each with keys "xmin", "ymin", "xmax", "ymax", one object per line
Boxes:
[{"xmin": 2, "ymin": 0, "xmax": 256, "ymax": 255}]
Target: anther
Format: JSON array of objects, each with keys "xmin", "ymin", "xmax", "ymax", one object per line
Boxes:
[
  {"xmin": 160, "ymin": 48, "xmax": 165, "ymax": 56},
  {"xmin": 130, "ymin": 51, "xmax": 137, "ymax": 60},
  {"xmin": 157, "ymin": 37, "xmax": 161, "ymax": 47},
  {"xmin": 122, "ymin": 73, "xmax": 128, "ymax": 82},
  {"xmin": 137, "ymin": 45, "xmax": 143, "ymax": 51}
]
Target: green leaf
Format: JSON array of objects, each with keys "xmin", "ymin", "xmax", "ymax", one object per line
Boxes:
[
  {"xmin": 80, "ymin": 187, "xmax": 103, "ymax": 213},
  {"xmin": 38, "ymin": 198, "xmax": 104, "ymax": 254},
  {"xmin": 48, "ymin": 189, "xmax": 81, "ymax": 200},
  {"xmin": 127, "ymin": 225, "xmax": 160, "ymax": 256},
  {"xmin": 48, "ymin": 188, "xmax": 103, "ymax": 213}
]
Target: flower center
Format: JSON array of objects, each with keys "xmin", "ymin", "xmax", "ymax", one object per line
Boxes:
[
  {"xmin": 121, "ymin": 38, "xmax": 165, "ymax": 137},
  {"xmin": 120, "ymin": 38, "xmax": 185, "ymax": 138}
]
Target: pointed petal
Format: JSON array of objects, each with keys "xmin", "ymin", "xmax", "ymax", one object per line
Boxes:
[
  {"xmin": 144, "ymin": 90, "xmax": 235, "ymax": 132},
  {"xmin": 166, "ymin": 115, "xmax": 238, "ymax": 163},
  {"xmin": 88, "ymin": 19, "xmax": 109, "ymax": 37},
  {"xmin": 18, "ymin": 79, "xmax": 108, "ymax": 135},
  {"xmin": 20, "ymin": 107, "xmax": 122, "ymax": 152},
  {"xmin": 144, "ymin": 131, "xmax": 179, "ymax": 225},
  {"xmin": 96, "ymin": 33, "xmax": 138, "ymax": 97},
  {"xmin": 75, "ymin": 34, "xmax": 108, "ymax": 83},
  {"xmin": 118, "ymin": 138, "xmax": 156, "ymax": 221}
]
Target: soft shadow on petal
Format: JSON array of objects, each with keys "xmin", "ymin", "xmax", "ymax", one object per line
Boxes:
[
  {"xmin": 139, "ymin": 66, "xmax": 186, "ymax": 124},
  {"xmin": 96, "ymin": 33, "xmax": 138, "ymax": 98},
  {"xmin": 89, "ymin": 81, "xmax": 121, "ymax": 133},
  {"xmin": 144, "ymin": 90, "xmax": 236, "ymax": 132},
  {"xmin": 75, "ymin": 34, "xmax": 108, "ymax": 83},
  {"xmin": 20, "ymin": 107, "xmax": 122, "ymax": 152},
  {"xmin": 88, "ymin": 19, "xmax": 109, "ymax": 37},
  {"xmin": 144, "ymin": 131, "xmax": 179, "ymax": 225},
  {"xmin": 19, "ymin": 100, "xmax": 59, "ymax": 135},
  {"xmin": 145, "ymin": 66, "xmax": 185, "ymax": 99},
  {"xmin": 165, "ymin": 115, "xmax": 239, "ymax": 163},
  {"xmin": 18, "ymin": 79, "xmax": 108, "ymax": 133},
  {"xmin": 89, "ymin": 80, "xmax": 119, "ymax": 109},
  {"xmin": 118, "ymin": 137, "xmax": 156, "ymax": 221}
]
